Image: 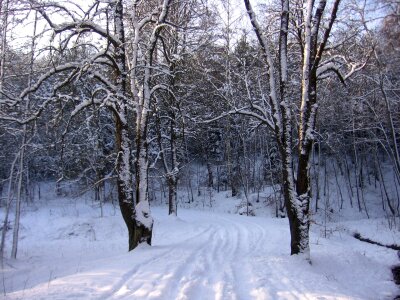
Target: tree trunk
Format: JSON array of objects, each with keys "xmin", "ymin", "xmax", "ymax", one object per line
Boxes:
[
  {"xmin": 168, "ymin": 119, "xmax": 178, "ymax": 216},
  {"xmin": 167, "ymin": 176, "xmax": 177, "ymax": 216},
  {"xmin": 206, "ymin": 161, "xmax": 213, "ymax": 189},
  {"xmin": 134, "ymin": 119, "xmax": 153, "ymax": 246},
  {"xmin": 115, "ymin": 114, "xmax": 136, "ymax": 251},
  {"xmin": 0, "ymin": 154, "xmax": 18, "ymax": 262},
  {"xmin": 11, "ymin": 138, "xmax": 25, "ymax": 259},
  {"xmin": 114, "ymin": 0, "xmax": 153, "ymax": 250}
]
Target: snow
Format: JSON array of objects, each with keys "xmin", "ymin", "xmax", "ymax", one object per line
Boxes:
[
  {"xmin": 135, "ymin": 200, "xmax": 153, "ymax": 229},
  {"xmin": 1, "ymin": 182, "xmax": 398, "ymax": 300}
]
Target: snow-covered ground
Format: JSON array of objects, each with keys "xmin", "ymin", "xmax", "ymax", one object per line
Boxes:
[{"xmin": 1, "ymin": 184, "xmax": 399, "ymax": 300}]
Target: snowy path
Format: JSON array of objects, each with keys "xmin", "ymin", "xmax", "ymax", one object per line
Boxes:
[
  {"xmin": 92, "ymin": 214, "xmax": 272, "ymax": 300},
  {"xmin": 2, "ymin": 206, "xmax": 398, "ymax": 300}
]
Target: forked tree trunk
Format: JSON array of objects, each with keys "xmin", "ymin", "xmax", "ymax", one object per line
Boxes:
[
  {"xmin": 115, "ymin": 114, "xmax": 136, "ymax": 251},
  {"xmin": 279, "ymin": 127, "xmax": 311, "ymax": 257},
  {"xmin": 134, "ymin": 120, "xmax": 153, "ymax": 245},
  {"xmin": 114, "ymin": 0, "xmax": 153, "ymax": 250},
  {"xmin": 244, "ymin": 0, "xmax": 342, "ymax": 259}
]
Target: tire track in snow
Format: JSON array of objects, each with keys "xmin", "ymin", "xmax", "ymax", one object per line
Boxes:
[
  {"xmin": 172, "ymin": 228, "xmax": 220, "ymax": 300},
  {"xmin": 211, "ymin": 220, "xmax": 238, "ymax": 300},
  {"xmin": 98, "ymin": 224, "xmax": 214, "ymax": 300},
  {"xmin": 221, "ymin": 215, "xmax": 257, "ymax": 300},
  {"xmin": 173, "ymin": 214, "xmax": 265, "ymax": 300},
  {"xmin": 219, "ymin": 215, "xmax": 272, "ymax": 300},
  {"xmin": 97, "ymin": 248, "xmax": 171, "ymax": 300},
  {"xmin": 230, "ymin": 216, "xmax": 287, "ymax": 299},
  {"xmin": 204, "ymin": 223, "xmax": 232, "ymax": 299},
  {"xmin": 166, "ymin": 216, "xmax": 236, "ymax": 300},
  {"xmin": 98, "ymin": 214, "xmax": 272, "ymax": 300},
  {"xmin": 149, "ymin": 224, "xmax": 219, "ymax": 300}
]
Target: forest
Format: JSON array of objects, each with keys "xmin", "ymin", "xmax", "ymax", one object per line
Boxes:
[{"xmin": 0, "ymin": 0, "xmax": 399, "ymax": 299}]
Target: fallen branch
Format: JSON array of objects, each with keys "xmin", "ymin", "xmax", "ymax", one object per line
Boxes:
[{"xmin": 353, "ymin": 232, "xmax": 400, "ymax": 251}]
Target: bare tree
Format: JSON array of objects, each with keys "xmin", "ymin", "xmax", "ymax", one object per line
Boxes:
[
  {"xmin": 0, "ymin": 0, "xmax": 173, "ymax": 251},
  {"xmin": 236, "ymin": 0, "xmax": 366, "ymax": 259}
]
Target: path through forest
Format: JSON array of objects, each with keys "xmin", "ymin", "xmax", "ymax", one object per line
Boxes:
[{"xmin": 1, "ymin": 199, "xmax": 398, "ymax": 300}]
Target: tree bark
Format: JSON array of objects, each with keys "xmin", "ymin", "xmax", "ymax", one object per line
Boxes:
[
  {"xmin": 114, "ymin": 113, "xmax": 137, "ymax": 251},
  {"xmin": 114, "ymin": 0, "xmax": 152, "ymax": 250}
]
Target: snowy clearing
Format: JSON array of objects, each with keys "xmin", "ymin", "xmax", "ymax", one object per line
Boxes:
[{"xmin": 1, "ymin": 194, "xmax": 398, "ymax": 300}]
